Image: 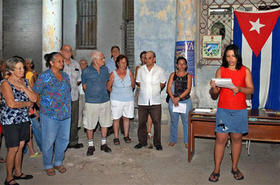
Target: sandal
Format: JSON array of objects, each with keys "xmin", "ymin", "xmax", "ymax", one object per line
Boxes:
[
  {"xmin": 208, "ymin": 172, "xmax": 220, "ymax": 182},
  {"xmin": 231, "ymin": 169, "xmax": 244, "ymax": 180},
  {"xmin": 113, "ymin": 138, "xmax": 120, "ymax": 145},
  {"xmin": 4, "ymin": 179, "xmax": 19, "ymax": 185},
  {"xmin": 54, "ymin": 165, "xmax": 67, "ymax": 173},
  {"xmin": 123, "ymin": 137, "xmax": 131, "ymax": 143},
  {"xmin": 44, "ymin": 168, "xmax": 56, "ymax": 176},
  {"xmin": 13, "ymin": 172, "xmax": 33, "ymax": 180}
]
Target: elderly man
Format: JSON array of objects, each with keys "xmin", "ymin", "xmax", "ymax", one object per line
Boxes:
[
  {"xmin": 135, "ymin": 51, "xmax": 166, "ymax": 151},
  {"xmin": 82, "ymin": 50, "xmax": 112, "ymax": 156},
  {"xmin": 61, "ymin": 45, "xmax": 83, "ymax": 149}
]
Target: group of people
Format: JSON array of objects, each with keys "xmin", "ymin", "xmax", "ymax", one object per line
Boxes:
[{"xmin": 0, "ymin": 43, "xmax": 254, "ymax": 184}]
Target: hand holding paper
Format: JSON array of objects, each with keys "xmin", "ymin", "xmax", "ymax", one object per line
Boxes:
[{"xmin": 212, "ymin": 78, "xmax": 236, "ymax": 89}]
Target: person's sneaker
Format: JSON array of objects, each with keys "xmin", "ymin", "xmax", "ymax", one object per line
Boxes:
[
  {"xmin": 155, "ymin": 145, "xmax": 163, "ymax": 151},
  {"xmin": 86, "ymin": 146, "xmax": 95, "ymax": 156},
  {"xmin": 134, "ymin": 143, "xmax": 147, "ymax": 149},
  {"xmin": 68, "ymin": 143, "xmax": 84, "ymax": 149},
  {"xmin": 100, "ymin": 144, "xmax": 112, "ymax": 153}
]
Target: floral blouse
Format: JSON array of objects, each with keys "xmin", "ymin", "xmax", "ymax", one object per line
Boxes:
[
  {"xmin": 0, "ymin": 79, "xmax": 30, "ymax": 125},
  {"xmin": 33, "ymin": 69, "xmax": 71, "ymax": 120}
]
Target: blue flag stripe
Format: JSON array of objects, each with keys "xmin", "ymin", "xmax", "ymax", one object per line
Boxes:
[
  {"xmin": 265, "ymin": 17, "xmax": 280, "ymax": 110},
  {"xmin": 251, "ymin": 52, "xmax": 261, "ymax": 109}
]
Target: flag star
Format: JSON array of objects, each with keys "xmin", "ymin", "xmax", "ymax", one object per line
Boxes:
[{"xmin": 249, "ymin": 18, "xmax": 265, "ymax": 34}]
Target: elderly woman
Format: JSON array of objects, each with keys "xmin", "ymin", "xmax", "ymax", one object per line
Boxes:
[
  {"xmin": 1, "ymin": 56, "xmax": 37, "ymax": 185},
  {"xmin": 107, "ymin": 55, "xmax": 135, "ymax": 145},
  {"xmin": 33, "ymin": 52, "xmax": 71, "ymax": 176}
]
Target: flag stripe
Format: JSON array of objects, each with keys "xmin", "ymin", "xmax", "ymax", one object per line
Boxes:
[
  {"xmin": 251, "ymin": 51, "xmax": 261, "ymax": 109},
  {"xmin": 260, "ymin": 34, "xmax": 272, "ymax": 107},
  {"xmin": 265, "ymin": 17, "xmax": 280, "ymax": 110}
]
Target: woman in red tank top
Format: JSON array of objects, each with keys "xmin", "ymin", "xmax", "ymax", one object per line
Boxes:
[{"xmin": 209, "ymin": 44, "xmax": 254, "ymax": 182}]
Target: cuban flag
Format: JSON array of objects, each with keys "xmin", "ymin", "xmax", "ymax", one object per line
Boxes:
[{"xmin": 233, "ymin": 8, "xmax": 280, "ymax": 110}]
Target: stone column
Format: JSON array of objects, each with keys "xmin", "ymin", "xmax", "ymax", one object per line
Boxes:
[
  {"xmin": 175, "ymin": 0, "xmax": 199, "ymax": 107},
  {"xmin": 42, "ymin": 0, "xmax": 62, "ymax": 71}
]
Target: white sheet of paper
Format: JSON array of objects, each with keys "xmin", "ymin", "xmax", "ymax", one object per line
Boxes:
[
  {"xmin": 173, "ymin": 103, "xmax": 186, "ymax": 113},
  {"xmin": 212, "ymin": 78, "xmax": 235, "ymax": 89}
]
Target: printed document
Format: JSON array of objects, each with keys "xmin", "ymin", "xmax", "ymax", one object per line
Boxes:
[
  {"xmin": 173, "ymin": 103, "xmax": 186, "ymax": 113},
  {"xmin": 212, "ymin": 78, "xmax": 235, "ymax": 89}
]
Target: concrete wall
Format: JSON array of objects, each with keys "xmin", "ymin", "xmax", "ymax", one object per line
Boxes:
[
  {"xmin": 3, "ymin": 0, "xmax": 42, "ymax": 72},
  {"xmin": 63, "ymin": 0, "xmax": 124, "ymax": 64}
]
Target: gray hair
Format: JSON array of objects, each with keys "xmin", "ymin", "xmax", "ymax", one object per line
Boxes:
[
  {"xmin": 6, "ymin": 56, "xmax": 24, "ymax": 72},
  {"xmin": 90, "ymin": 50, "xmax": 102, "ymax": 62}
]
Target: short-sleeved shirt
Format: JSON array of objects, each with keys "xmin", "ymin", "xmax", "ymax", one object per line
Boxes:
[
  {"xmin": 0, "ymin": 79, "xmax": 30, "ymax": 125},
  {"xmin": 136, "ymin": 64, "xmax": 166, "ymax": 105},
  {"xmin": 82, "ymin": 65, "xmax": 110, "ymax": 103},
  {"xmin": 33, "ymin": 69, "xmax": 71, "ymax": 120},
  {"xmin": 63, "ymin": 59, "xmax": 81, "ymax": 101},
  {"xmin": 105, "ymin": 58, "xmax": 116, "ymax": 73}
]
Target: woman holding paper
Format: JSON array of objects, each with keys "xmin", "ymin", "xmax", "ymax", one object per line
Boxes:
[
  {"xmin": 167, "ymin": 56, "xmax": 192, "ymax": 148},
  {"xmin": 209, "ymin": 44, "xmax": 254, "ymax": 182}
]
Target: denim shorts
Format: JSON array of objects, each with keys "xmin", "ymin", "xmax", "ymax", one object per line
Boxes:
[{"xmin": 216, "ymin": 108, "xmax": 248, "ymax": 134}]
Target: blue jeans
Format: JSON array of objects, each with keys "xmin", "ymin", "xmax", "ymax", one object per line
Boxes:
[
  {"xmin": 31, "ymin": 117, "xmax": 42, "ymax": 152},
  {"xmin": 40, "ymin": 113, "xmax": 70, "ymax": 170},
  {"xmin": 168, "ymin": 98, "xmax": 192, "ymax": 144}
]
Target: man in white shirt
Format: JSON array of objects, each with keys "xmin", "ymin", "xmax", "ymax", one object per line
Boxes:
[
  {"xmin": 61, "ymin": 45, "xmax": 84, "ymax": 149},
  {"xmin": 135, "ymin": 51, "xmax": 166, "ymax": 150}
]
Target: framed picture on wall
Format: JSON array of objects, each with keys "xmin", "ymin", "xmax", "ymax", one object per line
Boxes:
[{"xmin": 202, "ymin": 35, "xmax": 222, "ymax": 59}]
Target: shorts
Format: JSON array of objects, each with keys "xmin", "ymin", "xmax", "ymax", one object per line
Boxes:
[
  {"xmin": 111, "ymin": 100, "xmax": 134, "ymax": 120},
  {"xmin": 2, "ymin": 122, "xmax": 30, "ymax": 148},
  {"xmin": 216, "ymin": 108, "xmax": 248, "ymax": 134},
  {"xmin": 83, "ymin": 101, "xmax": 112, "ymax": 130}
]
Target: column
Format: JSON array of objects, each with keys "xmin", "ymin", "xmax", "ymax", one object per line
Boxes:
[
  {"xmin": 42, "ymin": 0, "xmax": 62, "ymax": 71},
  {"xmin": 175, "ymin": 0, "xmax": 199, "ymax": 107}
]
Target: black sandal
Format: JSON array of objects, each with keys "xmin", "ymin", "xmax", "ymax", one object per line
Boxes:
[
  {"xmin": 231, "ymin": 169, "xmax": 244, "ymax": 180},
  {"xmin": 4, "ymin": 179, "xmax": 19, "ymax": 185},
  {"xmin": 113, "ymin": 138, "xmax": 120, "ymax": 145},
  {"xmin": 124, "ymin": 136, "xmax": 131, "ymax": 143},
  {"xmin": 208, "ymin": 172, "xmax": 220, "ymax": 182}
]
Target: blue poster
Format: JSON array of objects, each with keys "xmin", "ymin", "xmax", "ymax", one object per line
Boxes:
[{"xmin": 175, "ymin": 41, "xmax": 195, "ymax": 86}]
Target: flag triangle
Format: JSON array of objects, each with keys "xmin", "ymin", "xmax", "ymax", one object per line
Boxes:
[{"xmin": 234, "ymin": 8, "xmax": 280, "ymax": 57}]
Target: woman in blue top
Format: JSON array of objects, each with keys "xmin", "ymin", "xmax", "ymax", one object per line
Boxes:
[
  {"xmin": 1, "ymin": 56, "xmax": 37, "ymax": 185},
  {"xmin": 33, "ymin": 52, "xmax": 71, "ymax": 176},
  {"xmin": 107, "ymin": 55, "xmax": 135, "ymax": 145},
  {"xmin": 167, "ymin": 56, "xmax": 192, "ymax": 149}
]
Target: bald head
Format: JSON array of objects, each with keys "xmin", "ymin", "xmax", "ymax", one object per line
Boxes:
[{"xmin": 61, "ymin": 45, "xmax": 72, "ymax": 60}]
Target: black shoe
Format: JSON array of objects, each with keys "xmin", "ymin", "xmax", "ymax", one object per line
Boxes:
[
  {"xmin": 68, "ymin": 143, "xmax": 84, "ymax": 149},
  {"xmin": 134, "ymin": 143, "xmax": 147, "ymax": 149},
  {"xmin": 4, "ymin": 179, "xmax": 19, "ymax": 185},
  {"xmin": 86, "ymin": 146, "xmax": 95, "ymax": 156},
  {"xmin": 13, "ymin": 172, "xmax": 33, "ymax": 180},
  {"xmin": 155, "ymin": 145, "xmax": 163, "ymax": 151},
  {"xmin": 100, "ymin": 144, "xmax": 112, "ymax": 153}
]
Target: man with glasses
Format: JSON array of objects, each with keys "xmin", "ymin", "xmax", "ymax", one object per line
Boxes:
[
  {"xmin": 134, "ymin": 51, "xmax": 166, "ymax": 151},
  {"xmin": 82, "ymin": 50, "xmax": 112, "ymax": 156},
  {"xmin": 61, "ymin": 45, "xmax": 84, "ymax": 149}
]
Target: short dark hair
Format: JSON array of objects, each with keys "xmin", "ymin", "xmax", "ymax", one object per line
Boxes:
[
  {"xmin": 222, "ymin": 44, "xmax": 243, "ymax": 70},
  {"xmin": 176, "ymin": 56, "xmax": 188, "ymax": 71},
  {"xmin": 140, "ymin": 51, "xmax": 146, "ymax": 59},
  {"xmin": 44, "ymin": 52, "xmax": 61, "ymax": 68},
  {"xmin": 111, "ymin": 45, "xmax": 120, "ymax": 52},
  {"xmin": 115, "ymin": 55, "xmax": 128, "ymax": 69}
]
